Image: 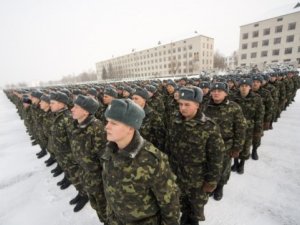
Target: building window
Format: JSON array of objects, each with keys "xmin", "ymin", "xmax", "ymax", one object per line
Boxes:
[
  {"xmin": 285, "ymin": 48, "xmax": 292, "ymax": 54},
  {"xmin": 286, "ymin": 35, "xmax": 294, "ymax": 43},
  {"xmin": 262, "ymin": 40, "xmax": 269, "ymax": 46},
  {"xmin": 263, "ymin": 28, "xmax": 270, "ymax": 35},
  {"xmin": 252, "ymin": 42, "xmax": 258, "ymax": 48},
  {"xmin": 288, "ymin": 22, "xmax": 296, "ymax": 30},
  {"xmin": 242, "ymin": 43, "xmax": 248, "ymax": 49},
  {"xmin": 178, "ymin": 47, "xmax": 181, "ymax": 52},
  {"xmin": 298, "ymin": 46, "xmax": 300, "ymax": 52},
  {"xmin": 188, "ymin": 45, "xmax": 193, "ymax": 50},
  {"xmin": 251, "ymin": 52, "xmax": 257, "ymax": 58},
  {"xmin": 275, "ymin": 25, "xmax": 283, "ymax": 33},
  {"xmin": 241, "ymin": 54, "xmax": 247, "ymax": 60},
  {"xmin": 254, "ymin": 23, "xmax": 259, "ymax": 27},
  {"xmin": 252, "ymin": 31, "xmax": 259, "ymax": 38},
  {"xmin": 272, "ymin": 49, "xmax": 280, "ymax": 56},
  {"xmin": 183, "ymin": 47, "xmax": 186, "ymax": 51},
  {"xmin": 297, "ymin": 58, "xmax": 300, "ymax": 64},
  {"xmin": 242, "ymin": 33, "xmax": 248, "ymax": 39},
  {"xmin": 284, "ymin": 59, "xmax": 291, "ymax": 62},
  {"xmin": 274, "ymin": 37, "xmax": 281, "ymax": 44},
  {"xmin": 277, "ymin": 17, "xmax": 283, "ymax": 22},
  {"xmin": 261, "ymin": 51, "xmax": 268, "ymax": 57},
  {"xmin": 178, "ymin": 55, "xmax": 181, "ymax": 59}
]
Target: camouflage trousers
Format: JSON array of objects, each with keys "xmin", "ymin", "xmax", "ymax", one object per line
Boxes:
[
  {"xmin": 239, "ymin": 128, "xmax": 253, "ymax": 160},
  {"xmin": 179, "ymin": 185, "xmax": 208, "ymax": 221},
  {"xmin": 218, "ymin": 154, "xmax": 232, "ymax": 186},
  {"xmin": 56, "ymin": 152, "xmax": 84, "ymax": 193},
  {"xmin": 78, "ymin": 169, "xmax": 107, "ymax": 223},
  {"xmin": 107, "ymin": 208, "xmax": 161, "ymax": 225}
]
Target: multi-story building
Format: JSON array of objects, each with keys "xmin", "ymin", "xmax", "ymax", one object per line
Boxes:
[
  {"xmin": 238, "ymin": 10, "xmax": 300, "ymax": 68},
  {"xmin": 96, "ymin": 35, "xmax": 214, "ymax": 80}
]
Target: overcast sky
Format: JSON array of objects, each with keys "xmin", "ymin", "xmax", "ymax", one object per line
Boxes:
[{"xmin": 0, "ymin": 0, "xmax": 298, "ymax": 87}]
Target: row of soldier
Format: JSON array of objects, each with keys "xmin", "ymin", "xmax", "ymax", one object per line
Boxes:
[{"xmin": 4, "ymin": 68, "xmax": 299, "ymax": 225}]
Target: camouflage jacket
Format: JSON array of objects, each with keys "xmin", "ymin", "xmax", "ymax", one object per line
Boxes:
[
  {"xmin": 147, "ymin": 92, "xmax": 165, "ymax": 117},
  {"xmin": 41, "ymin": 110, "xmax": 54, "ymax": 150},
  {"xmin": 271, "ymin": 80, "xmax": 286, "ymax": 104},
  {"xmin": 231, "ymin": 91, "xmax": 264, "ymax": 134},
  {"xmin": 167, "ymin": 110, "xmax": 224, "ymax": 188},
  {"xmin": 71, "ymin": 115, "xmax": 106, "ymax": 172},
  {"xmin": 253, "ymin": 87, "xmax": 274, "ymax": 123},
  {"xmin": 50, "ymin": 108, "xmax": 74, "ymax": 155},
  {"xmin": 101, "ymin": 131, "xmax": 180, "ymax": 225},
  {"xmin": 71, "ymin": 115, "xmax": 106, "ymax": 194},
  {"xmin": 204, "ymin": 98, "xmax": 247, "ymax": 152},
  {"xmin": 139, "ymin": 105, "xmax": 166, "ymax": 152}
]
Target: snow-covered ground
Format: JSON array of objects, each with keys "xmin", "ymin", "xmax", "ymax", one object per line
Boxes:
[{"xmin": 0, "ymin": 91, "xmax": 300, "ymax": 225}]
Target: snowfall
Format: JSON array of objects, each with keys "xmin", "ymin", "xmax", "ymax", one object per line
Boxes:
[{"xmin": 0, "ymin": 90, "xmax": 300, "ymax": 225}]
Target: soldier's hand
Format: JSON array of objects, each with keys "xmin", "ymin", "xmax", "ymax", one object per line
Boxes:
[
  {"xmin": 263, "ymin": 122, "xmax": 270, "ymax": 130},
  {"xmin": 229, "ymin": 149, "xmax": 240, "ymax": 158},
  {"xmin": 202, "ymin": 182, "xmax": 216, "ymax": 193}
]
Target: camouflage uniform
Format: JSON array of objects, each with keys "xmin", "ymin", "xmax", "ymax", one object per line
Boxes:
[
  {"xmin": 147, "ymin": 92, "xmax": 165, "ymax": 118},
  {"xmin": 231, "ymin": 91, "xmax": 264, "ymax": 160},
  {"xmin": 204, "ymin": 98, "xmax": 246, "ymax": 186},
  {"xmin": 263, "ymin": 82, "xmax": 279, "ymax": 125},
  {"xmin": 30, "ymin": 103, "xmax": 48, "ymax": 149},
  {"xmin": 50, "ymin": 108, "xmax": 80, "ymax": 190},
  {"xmin": 252, "ymin": 87, "xmax": 273, "ymax": 145},
  {"xmin": 167, "ymin": 110, "xmax": 224, "ymax": 221},
  {"xmin": 139, "ymin": 105, "xmax": 166, "ymax": 153},
  {"xmin": 271, "ymin": 77, "xmax": 286, "ymax": 119},
  {"xmin": 71, "ymin": 115, "xmax": 107, "ymax": 223},
  {"xmin": 101, "ymin": 131, "xmax": 180, "ymax": 225}
]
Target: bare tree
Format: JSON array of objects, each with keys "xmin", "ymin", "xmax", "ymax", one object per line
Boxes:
[{"xmin": 213, "ymin": 50, "xmax": 226, "ymax": 69}]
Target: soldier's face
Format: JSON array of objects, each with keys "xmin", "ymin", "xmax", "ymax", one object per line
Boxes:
[
  {"xmin": 166, "ymin": 85, "xmax": 175, "ymax": 94},
  {"xmin": 123, "ymin": 91, "xmax": 130, "ymax": 97},
  {"xmin": 103, "ymin": 95, "xmax": 114, "ymax": 105},
  {"xmin": 132, "ymin": 95, "xmax": 146, "ymax": 108},
  {"xmin": 105, "ymin": 119, "xmax": 133, "ymax": 143},
  {"xmin": 202, "ymin": 88, "xmax": 209, "ymax": 95},
  {"xmin": 252, "ymin": 80, "xmax": 261, "ymax": 91},
  {"xmin": 40, "ymin": 100, "xmax": 50, "ymax": 112},
  {"xmin": 50, "ymin": 100, "xmax": 65, "ymax": 112},
  {"xmin": 211, "ymin": 89, "xmax": 227, "ymax": 103},
  {"xmin": 71, "ymin": 104, "xmax": 89, "ymax": 121},
  {"xmin": 178, "ymin": 99, "xmax": 199, "ymax": 120},
  {"xmin": 239, "ymin": 84, "xmax": 251, "ymax": 96}
]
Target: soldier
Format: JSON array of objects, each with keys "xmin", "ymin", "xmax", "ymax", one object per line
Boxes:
[
  {"xmin": 251, "ymin": 75, "xmax": 274, "ymax": 159},
  {"xmin": 231, "ymin": 79, "xmax": 264, "ymax": 174},
  {"xmin": 132, "ymin": 87, "xmax": 166, "ymax": 153},
  {"xmin": 95, "ymin": 87, "xmax": 118, "ymax": 121},
  {"xmin": 199, "ymin": 81, "xmax": 211, "ymax": 105},
  {"xmin": 167, "ymin": 87, "xmax": 224, "ymax": 224},
  {"xmin": 49, "ymin": 92, "xmax": 74, "ymax": 190},
  {"xmin": 145, "ymin": 84, "xmax": 165, "ymax": 118},
  {"xmin": 102, "ymin": 99, "xmax": 180, "ymax": 225},
  {"xmin": 203, "ymin": 82, "xmax": 246, "ymax": 201},
  {"xmin": 70, "ymin": 95, "xmax": 107, "ymax": 220},
  {"xmin": 262, "ymin": 74, "xmax": 279, "ymax": 129}
]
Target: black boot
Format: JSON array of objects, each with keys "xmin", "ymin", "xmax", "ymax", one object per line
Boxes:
[
  {"xmin": 51, "ymin": 164, "xmax": 62, "ymax": 174},
  {"xmin": 37, "ymin": 149, "xmax": 47, "ymax": 158},
  {"xmin": 45, "ymin": 156, "xmax": 56, "ymax": 166},
  {"xmin": 53, "ymin": 167, "xmax": 63, "ymax": 177},
  {"xmin": 231, "ymin": 158, "xmax": 239, "ymax": 172},
  {"xmin": 73, "ymin": 195, "xmax": 89, "ymax": 212},
  {"xmin": 70, "ymin": 192, "xmax": 81, "ymax": 205},
  {"xmin": 251, "ymin": 147, "xmax": 259, "ymax": 160},
  {"xmin": 237, "ymin": 159, "xmax": 245, "ymax": 174},
  {"xmin": 60, "ymin": 178, "xmax": 71, "ymax": 190},
  {"xmin": 213, "ymin": 184, "xmax": 223, "ymax": 201},
  {"xmin": 57, "ymin": 175, "xmax": 67, "ymax": 186}
]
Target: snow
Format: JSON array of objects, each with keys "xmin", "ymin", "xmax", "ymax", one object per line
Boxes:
[{"xmin": 1, "ymin": 90, "xmax": 300, "ymax": 225}]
